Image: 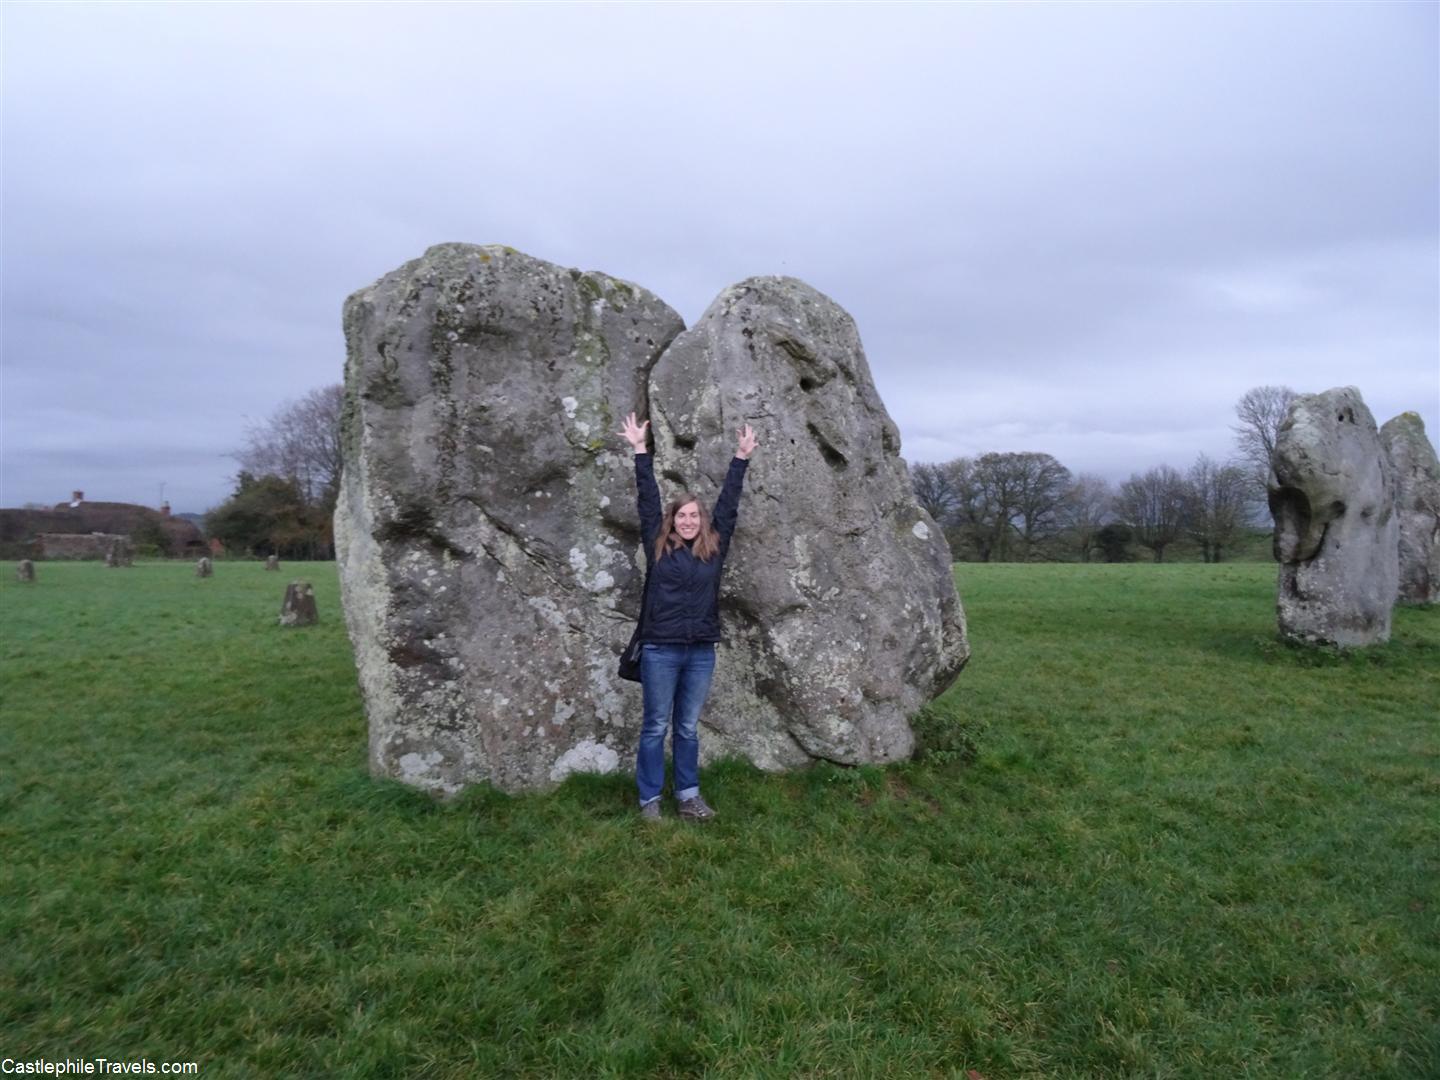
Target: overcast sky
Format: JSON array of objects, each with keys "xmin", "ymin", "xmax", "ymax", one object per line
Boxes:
[{"xmin": 3, "ymin": 1, "xmax": 1436, "ymax": 513}]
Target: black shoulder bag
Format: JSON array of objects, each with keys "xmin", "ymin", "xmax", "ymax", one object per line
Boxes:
[{"xmin": 618, "ymin": 563, "xmax": 653, "ymax": 682}]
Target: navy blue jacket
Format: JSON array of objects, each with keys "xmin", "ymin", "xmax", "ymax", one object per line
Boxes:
[{"xmin": 634, "ymin": 452, "xmax": 749, "ymax": 644}]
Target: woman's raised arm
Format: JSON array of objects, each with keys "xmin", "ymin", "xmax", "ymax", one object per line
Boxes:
[
  {"xmin": 712, "ymin": 424, "xmax": 758, "ymax": 547},
  {"xmin": 619, "ymin": 411, "xmax": 663, "ymax": 552}
]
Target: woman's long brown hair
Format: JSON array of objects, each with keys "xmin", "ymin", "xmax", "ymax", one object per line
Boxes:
[{"xmin": 655, "ymin": 493, "xmax": 721, "ymax": 562}]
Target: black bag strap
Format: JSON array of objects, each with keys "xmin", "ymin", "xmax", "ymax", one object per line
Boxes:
[{"xmin": 635, "ymin": 558, "xmax": 654, "ymax": 635}]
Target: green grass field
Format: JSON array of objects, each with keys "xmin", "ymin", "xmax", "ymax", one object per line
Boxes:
[{"xmin": 2, "ymin": 561, "xmax": 1436, "ymax": 1078}]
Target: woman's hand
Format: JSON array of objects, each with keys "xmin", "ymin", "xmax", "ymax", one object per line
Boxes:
[
  {"xmin": 619, "ymin": 412, "xmax": 650, "ymax": 454},
  {"xmin": 735, "ymin": 424, "xmax": 759, "ymax": 460}
]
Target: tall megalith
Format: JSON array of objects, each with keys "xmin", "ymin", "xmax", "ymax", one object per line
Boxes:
[
  {"xmin": 1379, "ymin": 412, "xmax": 1440, "ymax": 606},
  {"xmin": 336, "ymin": 245, "xmax": 685, "ymax": 795},
  {"xmin": 1268, "ymin": 386, "xmax": 1398, "ymax": 646},
  {"xmin": 336, "ymin": 245, "xmax": 968, "ymax": 796},
  {"xmin": 648, "ymin": 278, "xmax": 969, "ymax": 767}
]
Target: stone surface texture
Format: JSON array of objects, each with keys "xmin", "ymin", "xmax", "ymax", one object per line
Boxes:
[
  {"xmin": 279, "ymin": 581, "xmax": 318, "ymax": 627},
  {"xmin": 16, "ymin": 559, "xmax": 35, "ymax": 582},
  {"xmin": 265, "ymin": 555, "xmax": 280, "ymax": 571},
  {"xmin": 336, "ymin": 245, "xmax": 968, "ymax": 797},
  {"xmin": 1379, "ymin": 412, "xmax": 1440, "ymax": 605},
  {"xmin": 196, "ymin": 557, "xmax": 213, "ymax": 578},
  {"xmin": 1268, "ymin": 386, "xmax": 1398, "ymax": 646},
  {"xmin": 336, "ymin": 245, "xmax": 685, "ymax": 795},
  {"xmin": 648, "ymin": 277, "xmax": 969, "ymax": 769}
]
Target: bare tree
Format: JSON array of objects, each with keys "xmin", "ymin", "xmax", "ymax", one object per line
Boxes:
[
  {"xmin": 234, "ymin": 384, "xmax": 344, "ymax": 510},
  {"xmin": 1182, "ymin": 454, "xmax": 1250, "ymax": 562},
  {"xmin": 1058, "ymin": 473, "xmax": 1113, "ymax": 561},
  {"xmin": 1115, "ymin": 465, "xmax": 1187, "ymax": 562},
  {"xmin": 939, "ymin": 457, "xmax": 993, "ymax": 561},
  {"xmin": 928, "ymin": 452, "xmax": 1072, "ymax": 561},
  {"xmin": 1232, "ymin": 385, "xmax": 1297, "ymax": 487},
  {"xmin": 1009, "ymin": 451, "xmax": 1072, "ymax": 558},
  {"xmin": 917, "ymin": 456, "xmax": 1000, "ymax": 562},
  {"xmin": 910, "ymin": 462, "xmax": 960, "ymax": 526}
]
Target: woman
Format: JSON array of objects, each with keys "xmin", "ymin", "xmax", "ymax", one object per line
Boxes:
[{"xmin": 619, "ymin": 411, "xmax": 759, "ymax": 821}]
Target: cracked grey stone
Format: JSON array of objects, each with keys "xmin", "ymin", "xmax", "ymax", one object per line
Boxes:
[
  {"xmin": 1380, "ymin": 411, "xmax": 1440, "ymax": 605},
  {"xmin": 649, "ymin": 277, "xmax": 969, "ymax": 767},
  {"xmin": 1269, "ymin": 386, "xmax": 1398, "ymax": 646},
  {"xmin": 336, "ymin": 246, "xmax": 968, "ymax": 796},
  {"xmin": 336, "ymin": 244, "xmax": 683, "ymax": 795}
]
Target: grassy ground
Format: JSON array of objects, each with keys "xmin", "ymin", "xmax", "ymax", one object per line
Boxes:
[{"xmin": 2, "ymin": 560, "xmax": 1436, "ymax": 1078}]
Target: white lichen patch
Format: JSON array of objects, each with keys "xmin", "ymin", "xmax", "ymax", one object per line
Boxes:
[
  {"xmin": 587, "ymin": 658, "xmax": 630, "ymax": 726},
  {"xmin": 526, "ymin": 595, "xmax": 569, "ymax": 630},
  {"xmin": 561, "ymin": 396, "xmax": 579, "ymax": 418},
  {"xmin": 911, "ymin": 520, "xmax": 931, "ymax": 541},
  {"xmin": 398, "ymin": 750, "xmax": 445, "ymax": 779},
  {"xmin": 549, "ymin": 739, "xmax": 619, "ymax": 782}
]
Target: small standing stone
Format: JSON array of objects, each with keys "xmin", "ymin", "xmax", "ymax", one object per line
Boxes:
[
  {"xmin": 265, "ymin": 555, "xmax": 280, "ymax": 571},
  {"xmin": 1379, "ymin": 412, "xmax": 1440, "ymax": 605},
  {"xmin": 16, "ymin": 560, "xmax": 35, "ymax": 582},
  {"xmin": 105, "ymin": 539, "xmax": 133, "ymax": 568},
  {"xmin": 196, "ymin": 557, "xmax": 213, "ymax": 578},
  {"xmin": 279, "ymin": 580, "xmax": 318, "ymax": 627}
]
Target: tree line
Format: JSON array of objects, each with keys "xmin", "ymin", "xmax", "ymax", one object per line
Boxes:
[
  {"xmin": 206, "ymin": 385, "xmax": 343, "ymax": 558},
  {"xmin": 206, "ymin": 383, "xmax": 1295, "ymax": 563},
  {"xmin": 910, "ymin": 386, "xmax": 1294, "ymax": 563}
]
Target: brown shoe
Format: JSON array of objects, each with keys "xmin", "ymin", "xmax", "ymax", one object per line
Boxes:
[{"xmin": 677, "ymin": 796, "xmax": 715, "ymax": 821}]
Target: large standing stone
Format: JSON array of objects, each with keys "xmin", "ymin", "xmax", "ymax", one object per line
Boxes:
[
  {"xmin": 336, "ymin": 245, "xmax": 685, "ymax": 795},
  {"xmin": 265, "ymin": 555, "xmax": 280, "ymax": 571},
  {"xmin": 336, "ymin": 245, "xmax": 967, "ymax": 797},
  {"xmin": 648, "ymin": 277, "xmax": 969, "ymax": 767},
  {"xmin": 279, "ymin": 581, "xmax": 318, "ymax": 627},
  {"xmin": 16, "ymin": 560, "xmax": 35, "ymax": 582},
  {"xmin": 1268, "ymin": 386, "xmax": 1398, "ymax": 646},
  {"xmin": 196, "ymin": 557, "xmax": 213, "ymax": 578},
  {"xmin": 1379, "ymin": 412, "xmax": 1440, "ymax": 605}
]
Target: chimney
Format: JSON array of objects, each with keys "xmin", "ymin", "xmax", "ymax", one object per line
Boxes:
[{"xmin": 70, "ymin": 490, "xmax": 84, "ymax": 507}]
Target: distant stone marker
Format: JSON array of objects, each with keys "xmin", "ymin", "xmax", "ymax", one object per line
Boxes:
[
  {"xmin": 1379, "ymin": 412, "xmax": 1440, "ymax": 606},
  {"xmin": 196, "ymin": 557, "xmax": 213, "ymax": 578},
  {"xmin": 104, "ymin": 539, "xmax": 133, "ymax": 568},
  {"xmin": 16, "ymin": 559, "xmax": 35, "ymax": 582},
  {"xmin": 265, "ymin": 555, "xmax": 280, "ymax": 571},
  {"xmin": 1269, "ymin": 386, "xmax": 1398, "ymax": 646},
  {"xmin": 279, "ymin": 581, "xmax": 318, "ymax": 626}
]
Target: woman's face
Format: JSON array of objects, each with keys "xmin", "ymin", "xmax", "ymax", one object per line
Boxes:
[{"xmin": 674, "ymin": 501, "xmax": 701, "ymax": 541}]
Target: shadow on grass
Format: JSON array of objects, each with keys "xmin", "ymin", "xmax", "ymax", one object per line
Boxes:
[{"xmin": 1245, "ymin": 632, "xmax": 1440, "ymax": 670}]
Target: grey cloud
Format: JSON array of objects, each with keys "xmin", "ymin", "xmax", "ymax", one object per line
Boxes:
[{"xmin": 2, "ymin": 2, "xmax": 1434, "ymax": 509}]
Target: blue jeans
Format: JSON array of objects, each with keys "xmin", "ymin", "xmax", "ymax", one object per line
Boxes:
[{"xmin": 637, "ymin": 643, "xmax": 717, "ymax": 805}]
